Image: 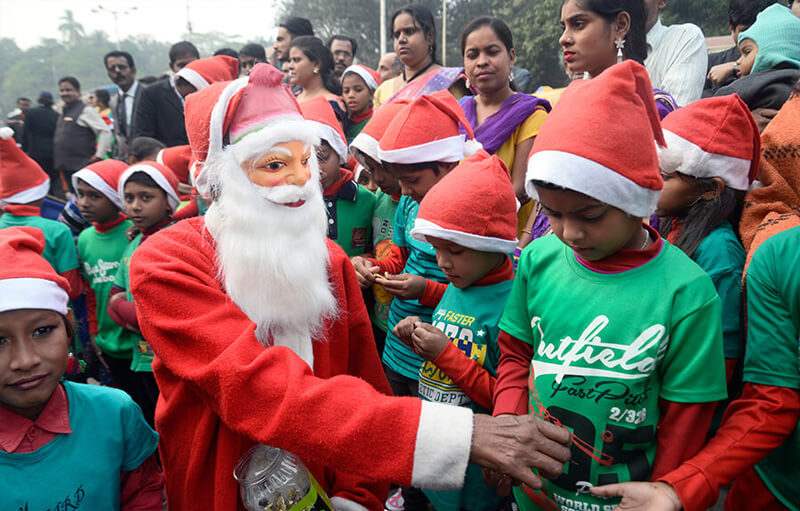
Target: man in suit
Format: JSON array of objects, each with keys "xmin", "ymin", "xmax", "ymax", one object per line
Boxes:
[
  {"xmin": 104, "ymin": 50, "xmax": 142, "ymax": 160},
  {"xmin": 22, "ymin": 92, "xmax": 60, "ymax": 195},
  {"xmin": 132, "ymin": 41, "xmax": 199, "ymax": 148}
]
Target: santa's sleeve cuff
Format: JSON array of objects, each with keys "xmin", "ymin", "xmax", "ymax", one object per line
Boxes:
[
  {"xmin": 411, "ymin": 401, "xmax": 473, "ymax": 490},
  {"xmin": 330, "ymin": 497, "xmax": 368, "ymax": 511}
]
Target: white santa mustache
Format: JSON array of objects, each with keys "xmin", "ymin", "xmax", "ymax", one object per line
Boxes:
[{"xmin": 255, "ymin": 180, "xmax": 319, "ymax": 205}]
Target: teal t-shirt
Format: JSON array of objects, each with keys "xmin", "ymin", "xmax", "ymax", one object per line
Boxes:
[
  {"xmin": 382, "ymin": 195, "xmax": 449, "ymax": 379},
  {"xmin": 326, "ymin": 182, "xmax": 376, "ymax": 257},
  {"xmin": 0, "ymin": 211, "xmax": 79, "ymax": 273},
  {"xmin": 370, "ymin": 190, "xmax": 400, "ymax": 332},
  {"xmin": 0, "ymin": 380, "xmax": 159, "ymax": 511},
  {"xmin": 745, "ymin": 226, "xmax": 800, "ymax": 510},
  {"xmin": 500, "ymin": 236, "xmax": 727, "ymax": 511},
  {"xmin": 113, "ymin": 233, "xmax": 153, "ymax": 372},
  {"xmin": 420, "ymin": 278, "xmax": 513, "ymax": 511},
  {"xmin": 692, "ymin": 220, "xmax": 745, "ymax": 359},
  {"xmin": 78, "ymin": 220, "xmax": 139, "ymax": 359}
]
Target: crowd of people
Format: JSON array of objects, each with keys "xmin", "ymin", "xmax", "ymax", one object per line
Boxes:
[{"xmin": 1, "ymin": 0, "xmax": 800, "ymax": 510}]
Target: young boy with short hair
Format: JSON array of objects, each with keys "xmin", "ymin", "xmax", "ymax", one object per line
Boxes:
[
  {"xmin": 109, "ymin": 161, "xmax": 180, "ymax": 425},
  {"xmin": 394, "ymin": 150, "xmax": 517, "ymax": 511},
  {"xmin": 301, "ymin": 96, "xmax": 375, "ymax": 257},
  {"xmin": 0, "ymin": 127, "xmax": 82, "ymax": 299}
]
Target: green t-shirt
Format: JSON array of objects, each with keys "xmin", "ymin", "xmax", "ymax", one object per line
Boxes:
[
  {"xmin": 113, "ymin": 233, "xmax": 153, "ymax": 372},
  {"xmin": 745, "ymin": 226, "xmax": 800, "ymax": 510},
  {"xmin": 370, "ymin": 190, "xmax": 400, "ymax": 332},
  {"xmin": 345, "ymin": 115, "xmax": 370, "ymax": 144},
  {"xmin": 325, "ymin": 183, "xmax": 376, "ymax": 257},
  {"xmin": 500, "ymin": 236, "xmax": 727, "ymax": 511},
  {"xmin": 692, "ymin": 220, "xmax": 745, "ymax": 359},
  {"xmin": 420, "ymin": 278, "xmax": 512, "ymax": 511},
  {"xmin": 78, "ymin": 220, "xmax": 139, "ymax": 359},
  {"xmin": 0, "ymin": 212, "xmax": 79, "ymax": 273}
]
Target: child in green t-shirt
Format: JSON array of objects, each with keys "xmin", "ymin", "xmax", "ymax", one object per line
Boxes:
[
  {"xmin": 394, "ymin": 151, "xmax": 517, "ymax": 511},
  {"xmin": 495, "ymin": 62, "xmax": 728, "ymax": 511},
  {"xmin": 71, "ymin": 160, "xmax": 136, "ymax": 377},
  {"xmin": 109, "ymin": 162, "xmax": 180, "ymax": 426},
  {"xmin": 300, "ymin": 96, "xmax": 375, "ymax": 257}
]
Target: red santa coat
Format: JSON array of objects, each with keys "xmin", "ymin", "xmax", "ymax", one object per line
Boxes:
[{"xmin": 130, "ymin": 217, "xmax": 473, "ymax": 511}]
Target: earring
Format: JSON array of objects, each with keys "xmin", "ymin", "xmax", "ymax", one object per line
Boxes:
[
  {"xmin": 615, "ymin": 38, "xmax": 625, "ymax": 63},
  {"xmin": 509, "ymin": 73, "xmax": 514, "ymax": 83},
  {"xmin": 465, "ymin": 77, "xmax": 471, "ymax": 90},
  {"xmin": 66, "ymin": 352, "xmax": 86, "ymax": 376},
  {"xmin": 313, "ymin": 68, "xmax": 319, "ymax": 74}
]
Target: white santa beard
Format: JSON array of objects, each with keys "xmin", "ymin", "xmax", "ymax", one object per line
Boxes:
[{"xmin": 204, "ymin": 147, "xmax": 337, "ymax": 368}]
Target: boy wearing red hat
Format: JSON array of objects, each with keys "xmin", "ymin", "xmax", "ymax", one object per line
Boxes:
[
  {"xmin": 394, "ymin": 150, "xmax": 518, "ymax": 511},
  {"xmin": 174, "ymin": 55, "xmax": 240, "ymax": 99},
  {"xmin": 495, "ymin": 61, "xmax": 727, "ymax": 511},
  {"xmin": 0, "ymin": 127, "xmax": 81, "ymax": 300},
  {"xmin": 107, "ymin": 162, "xmax": 181, "ymax": 425},
  {"xmin": 301, "ymin": 96, "xmax": 375, "ymax": 257},
  {"xmin": 72, "ymin": 160, "xmax": 138, "ymax": 379}
]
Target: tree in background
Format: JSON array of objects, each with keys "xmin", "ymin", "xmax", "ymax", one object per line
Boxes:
[{"xmin": 58, "ymin": 10, "xmax": 86, "ymax": 47}]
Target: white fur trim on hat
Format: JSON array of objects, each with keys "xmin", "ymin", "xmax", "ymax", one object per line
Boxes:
[
  {"xmin": 0, "ymin": 278, "xmax": 68, "ymax": 315},
  {"xmin": 379, "ymin": 135, "xmax": 478, "ymax": 164},
  {"xmin": 118, "ymin": 164, "xmax": 181, "ymax": 212},
  {"xmin": 341, "ymin": 65, "xmax": 379, "ymax": 91},
  {"xmin": 350, "ymin": 132, "xmax": 379, "ymax": 162},
  {"xmin": 0, "ymin": 127, "xmax": 14, "ymax": 140},
  {"xmin": 310, "ymin": 121, "xmax": 348, "ymax": 164},
  {"xmin": 411, "ymin": 401, "xmax": 473, "ymax": 490},
  {"xmin": 658, "ymin": 130, "xmax": 752, "ymax": 191},
  {"xmin": 176, "ymin": 67, "xmax": 210, "ymax": 91},
  {"xmin": 72, "ymin": 168, "xmax": 124, "ymax": 210},
  {"xmin": 2, "ymin": 178, "xmax": 50, "ymax": 205},
  {"xmin": 411, "ymin": 218, "xmax": 518, "ymax": 254},
  {"xmin": 526, "ymin": 150, "xmax": 661, "ymax": 218},
  {"xmin": 330, "ymin": 497, "xmax": 368, "ymax": 511}
]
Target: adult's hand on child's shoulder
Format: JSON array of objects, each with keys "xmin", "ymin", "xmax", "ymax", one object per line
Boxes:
[
  {"xmin": 393, "ymin": 316, "xmax": 422, "ymax": 345},
  {"xmin": 377, "ymin": 273, "xmax": 426, "ymax": 300},
  {"xmin": 350, "ymin": 256, "xmax": 379, "ymax": 288},
  {"xmin": 589, "ymin": 481, "xmax": 681, "ymax": 511},
  {"xmin": 410, "ymin": 323, "xmax": 450, "ymax": 361},
  {"xmin": 470, "ymin": 414, "xmax": 571, "ymax": 493}
]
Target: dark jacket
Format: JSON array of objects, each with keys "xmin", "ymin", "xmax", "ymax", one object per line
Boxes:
[
  {"xmin": 53, "ymin": 100, "xmax": 96, "ymax": 171},
  {"xmin": 23, "ymin": 105, "xmax": 59, "ymax": 160},
  {"xmin": 113, "ymin": 81, "xmax": 144, "ymax": 159},
  {"xmin": 714, "ymin": 68, "xmax": 800, "ymax": 111},
  {"xmin": 131, "ymin": 78, "xmax": 188, "ymax": 147}
]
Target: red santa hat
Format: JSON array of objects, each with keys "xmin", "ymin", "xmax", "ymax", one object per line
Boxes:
[
  {"xmin": 526, "ymin": 61, "xmax": 665, "ymax": 218},
  {"xmin": 157, "ymin": 144, "xmax": 193, "ymax": 186},
  {"xmin": 300, "ymin": 96, "xmax": 349, "ymax": 164},
  {"xmin": 349, "ymin": 100, "xmax": 409, "ymax": 164},
  {"xmin": 71, "ymin": 159, "xmax": 129, "ymax": 211},
  {"xmin": 0, "ymin": 127, "xmax": 50, "ymax": 204},
  {"xmin": 184, "ymin": 63, "xmax": 315, "ymax": 196},
  {"xmin": 657, "ymin": 95, "xmax": 760, "ymax": 191},
  {"xmin": 378, "ymin": 90, "xmax": 482, "ymax": 164},
  {"xmin": 342, "ymin": 64, "xmax": 381, "ymax": 91},
  {"xmin": 412, "ymin": 150, "xmax": 517, "ymax": 253},
  {"xmin": 118, "ymin": 162, "xmax": 181, "ymax": 212},
  {"xmin": 0, "ymin": 226, "xmax": 70, "ymax": 315},
  {"xmin": 176, "ymin": 55, "xmax": 240, "ymax": 92}
]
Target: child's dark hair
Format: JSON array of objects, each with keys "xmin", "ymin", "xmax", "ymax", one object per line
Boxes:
[
  {"xmin": 129, "ymin": 137, "xmax": 166, "ymax": 162},
  {"xmin": 729, "ymin": 0, "xmax": 778, "ymax": 28},
  {"xmin": 391, "ymin": 4, "xmax": 440, "ymax": 65},
  {"xmin": 289, "ymin": 36, "xmax": 342, "ymax": 95},
  {"xmin": 531, "ymin": 179, "xmax": 568, "ymax": 191},
  {"xmin": 659, "ymin": 176, "xmax": 746, "ymax": 257},
  {"xmin": 384, "ymin": 160, "xmax": 447, "ymax": 176},
  {"xmin": 126, "ymin": 171, "xmax": 166, "ymax": 197},
  {"xmin": 169, "ymin": 41, "xmax": 200, "ymax": 64},
  {"xmin": 564, "ymin": 0, "xmax": 648, "ymax": 64}
]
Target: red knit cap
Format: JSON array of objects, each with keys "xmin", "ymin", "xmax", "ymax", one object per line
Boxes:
[
  {"xmin": 378, "ymin": 90, "xmax": 481, "ymax": 164},
  {"xmin": 411, "ymin": 150, "xmax": 517, "ymax": 253},
  {"xmin": 349, "ymin": 100, "xmax": 409, "ymax": 163},
  {"xmin": 300, "ymin": 96, "xmax": 349, "ymax": 164},
  {"xmin": 527, "ymin": 61, "xmax": 665, "ymax": 217},
  {"xmin": 342, "ymin": 64, "xmax": 382, "ymax": 91},
  {"xmin": 176, "ymin": 55, "xmax": 240, "ymax": 92},
  {"xmin": 0, "ymin": 226, "xmax": 70, "ymax": 314},
  {"xmin": 0, "ymin": 127, "xmax": 50, "ymax": 204},
  {"xmin": 658, "ymin": 95, "xmax": 760, "ymax": 191},
  {"xmin": 118, "ymin": 162, "xmax": 181, "ymax": 212},
  {"xmin": 71, "ymin": 159, "xmax": 129, "ymax": 210},
  {"xmin": 157, "ymin": 144, "xmax": 193, "ymax": 186}
]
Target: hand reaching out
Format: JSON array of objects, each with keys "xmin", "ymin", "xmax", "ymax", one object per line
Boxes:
[
  {"xmin": 376, "ymin": 273, "xmax": 427, "ymax": 300},
  {"xmin": 350, "ymin": 256, "xmax": 379, "ymax": 289},
  {"xmin": 589, "ymin": 481, "xmax": 682, "ymax": 511}
]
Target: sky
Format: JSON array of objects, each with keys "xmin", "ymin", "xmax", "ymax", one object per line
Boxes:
[{"xmin": 0, "ymin": 0, "xmax": 282, "ymax": 49}]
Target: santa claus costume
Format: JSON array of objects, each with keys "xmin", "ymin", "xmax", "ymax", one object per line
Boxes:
[{"xmin": 129, "ymin": 64, "xmax": 477, "ymax": 511}]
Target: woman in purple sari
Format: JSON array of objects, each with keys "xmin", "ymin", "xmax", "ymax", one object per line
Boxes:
[
  {"xmin": 458, "ymin": 18, "xmax": 552, "ymax": 240},
  {"xmin": 373, "ymin": 5, "xmax": 469, "ymax": 109}
]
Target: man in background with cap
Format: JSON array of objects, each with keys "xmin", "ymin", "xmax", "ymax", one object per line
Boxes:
[{"xmin": 22, "ymin": 92, "xmax": 59, "ymax": 196}]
